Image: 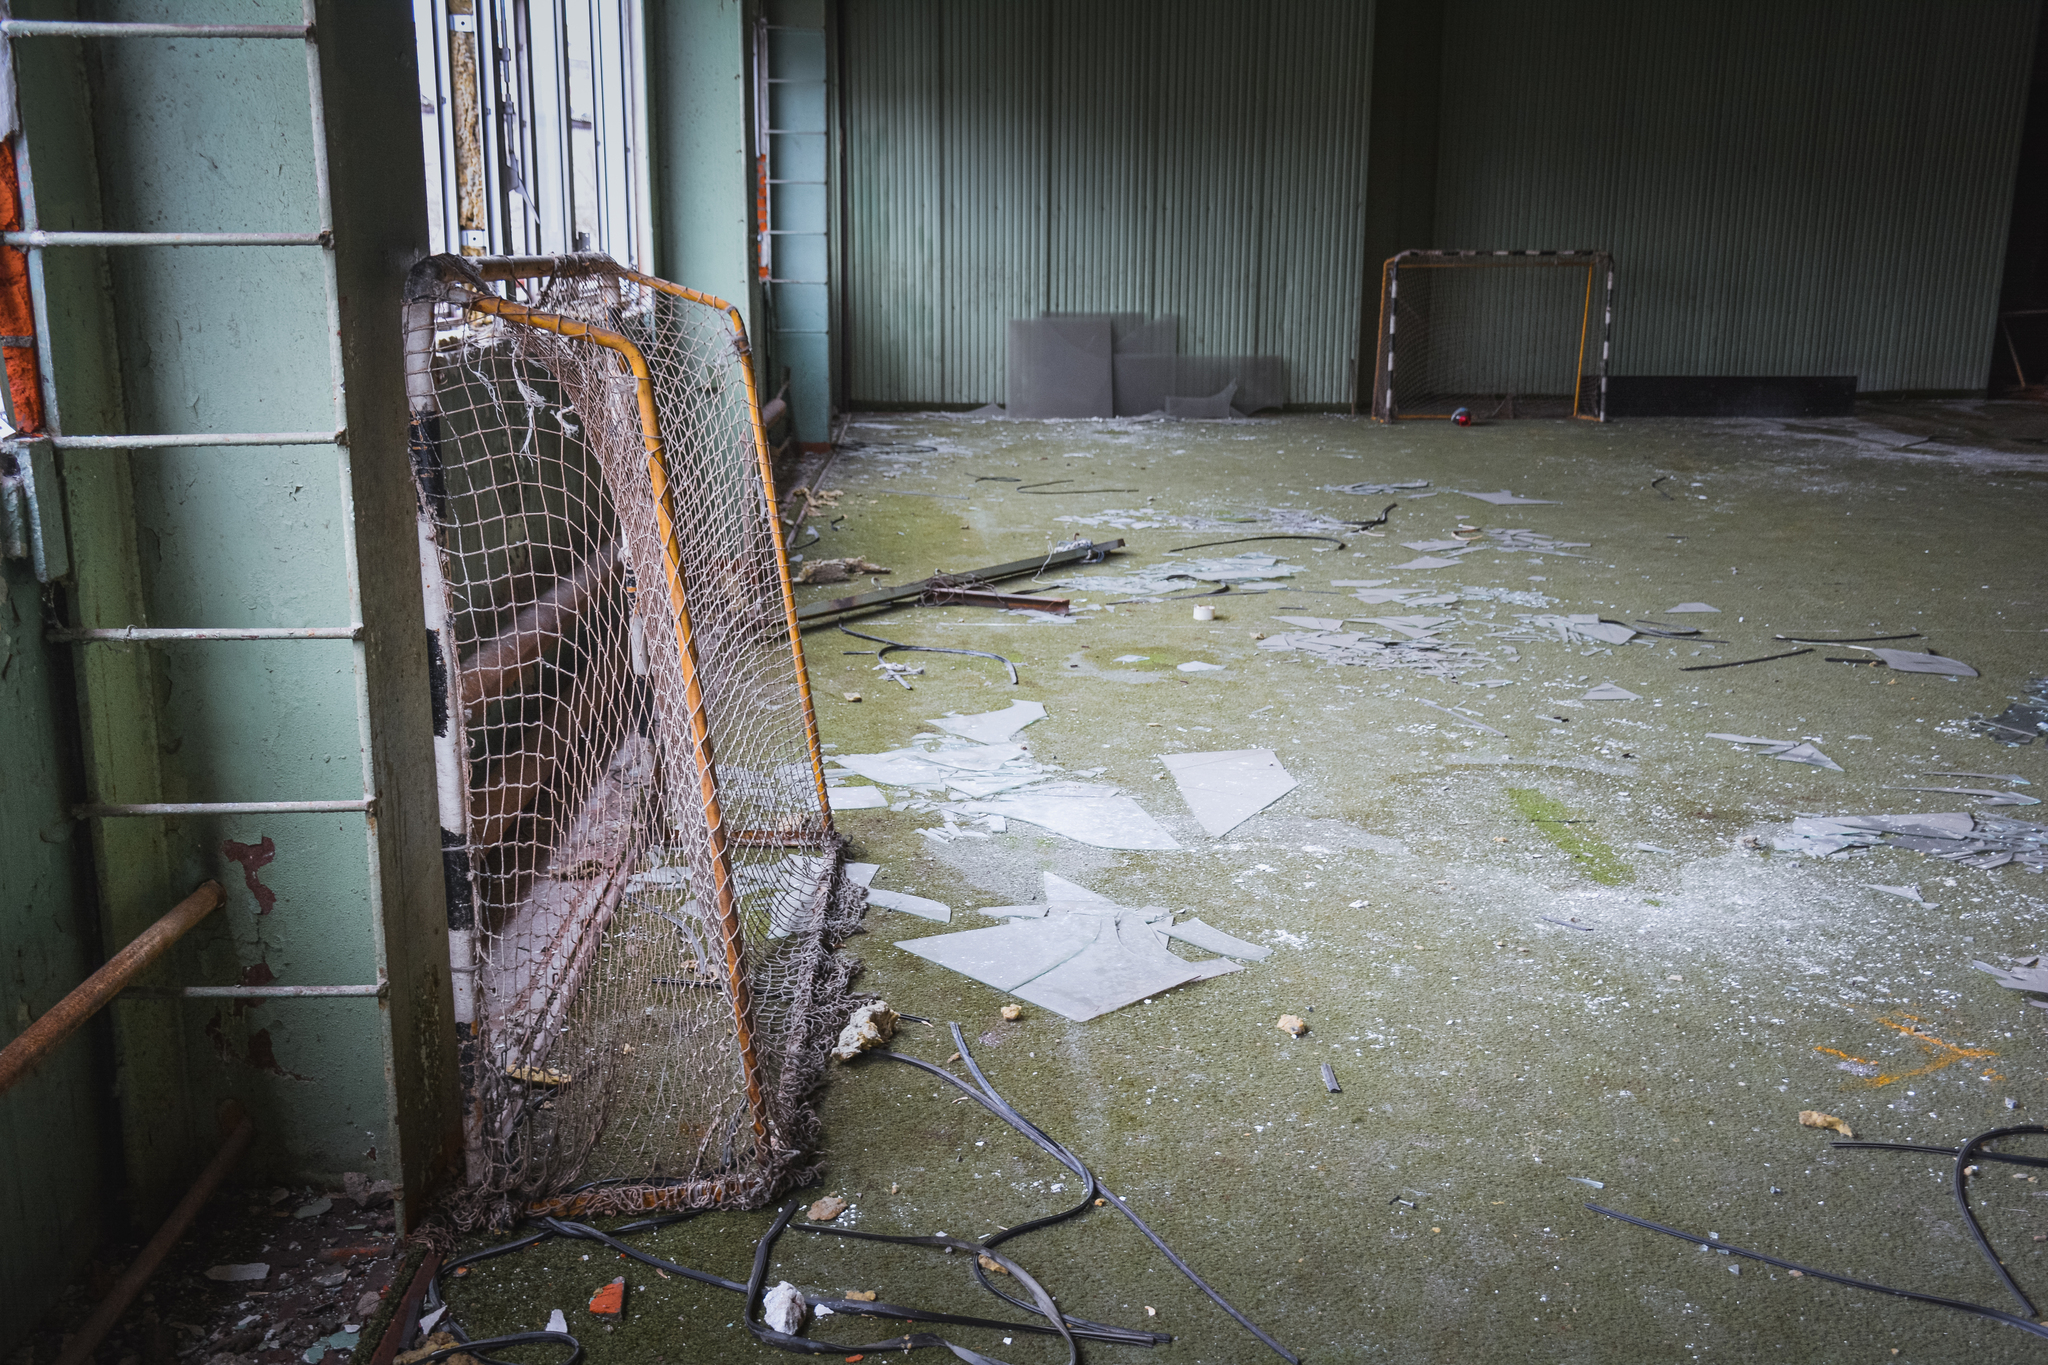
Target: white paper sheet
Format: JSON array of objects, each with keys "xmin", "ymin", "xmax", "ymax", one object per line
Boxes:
[
  {"xmin": 1457, "ymin": 489, "xmax": 1560, "ymax": 505},
  {"xmin": 927, "ymin": 700, "xmax": 1048, "ymax": 744},
  {"xmin": 866, "ymin": 887, "xmax": 952, "ymax": 922},
  {"xmin": 959, "ymin": 784, "xmax": 1181, "ymax": 850},
  {"xmin": 828, "ymin": 786, "xmax": 888, "ymax": 810},
  {"xmin": 1162, "ymin": 916, "xmax": 1273, "ymax": 960},
  {"xmin": 1160, "ymin": 748, "xmax": 1298, "ymax": 836}
]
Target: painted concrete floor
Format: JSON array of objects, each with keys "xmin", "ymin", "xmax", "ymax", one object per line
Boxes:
[{"xmin": 445, "ymin": 406, "xmax": 2048, "ymax": 1363}]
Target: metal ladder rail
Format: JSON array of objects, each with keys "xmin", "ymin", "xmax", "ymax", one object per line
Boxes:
[{"xmin": 4, "ymin": 7, "xmax": 383, "ymax": 1000}]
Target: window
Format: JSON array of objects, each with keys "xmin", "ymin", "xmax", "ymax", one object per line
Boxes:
[{"xmin": 413, "ymin": 0, "xmax": 650, "ymax": 267}]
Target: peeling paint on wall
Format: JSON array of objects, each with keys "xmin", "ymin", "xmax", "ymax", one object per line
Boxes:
[{"xmin": 221, "ymin": 836, "xmax": 278, "ymax": 914}]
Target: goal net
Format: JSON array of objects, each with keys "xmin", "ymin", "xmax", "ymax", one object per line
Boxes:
[
  {"xmin": 1370, "ymin": 250, "xmax": 1613, "ymax": 422},
  {"xmin": 402, "ymin": 253, "xmax": 866, "ymax": 1229}
]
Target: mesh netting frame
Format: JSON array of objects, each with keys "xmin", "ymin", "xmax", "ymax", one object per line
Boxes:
[
  {"xmin": 1371, "ymin": 249, "xmax": 1615, "ymax": 423},
  {"xmin": 401, "ymin": 252, "xmax": 852, "ymax": 1224}
]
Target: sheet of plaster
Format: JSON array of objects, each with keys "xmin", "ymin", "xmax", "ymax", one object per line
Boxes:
[
  {"xmin": 1160, "ymin": 748, "xmax": 1298, "ymax": 836},
  {"xmin": 1009, "ymin": 913, "xmax": 1209, "ymax": 1021},
  {"xmin": 928, "ymin": 700, "xmax": 1046, "ymax": 744},
  {"xmin": 865, "ymin": 887, "xmax": 952, "ymax": 923},
  {"xmin": 1162, "ymin": 916, "xmax": 1272, "ymax": 960},
  {"xmin": 960, "ymin": 783, "xmax": 1181, "ymax": 850}
]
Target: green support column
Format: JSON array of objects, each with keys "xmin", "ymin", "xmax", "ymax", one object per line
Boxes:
[
  {"xmin": 314, "ymin": 0, "xmax": 464, "ymax": 1225},
  {"xmin": 650, "ymin": 0, "xmax": 765, "ymax": 336}
]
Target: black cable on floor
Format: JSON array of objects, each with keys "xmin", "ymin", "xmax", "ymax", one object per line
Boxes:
[
  {"xmin": 1586, "ymin": 1203, "xmax": 2048, "ymax": 1343},
  {"xmin": 1829, "ymin": 1139, "xmax": 2048, "ymax": 1170},
  {"xmin": 1952, "ymin": 1126, "xmax": 2047, "ymax": 1315},
  {"xmin": 877, "ymin": 1026, "xmax": 1302, "ymax": 1364},
  {"xmin": 1592, "ymin": 1124, "xmax": 2048, "ymax": 1345},
  {"xmin": 838, "ymin": 623, "xmax": 1018, "ymax": 684},
  {"xmin": 1678, "ymin": 647, "xmax": 1812, "ymax": 672},
  {"xmin": 1166, "ymin": 534, "xmax": 1346, "ymax": 553},
  {"xmin": 424, "ymin": 1161, "xmax": 1167, "ymax": 1356},
  {"xmin": 742, "ymin": 1201, "xmax": 1080, "ymax": 1364}
]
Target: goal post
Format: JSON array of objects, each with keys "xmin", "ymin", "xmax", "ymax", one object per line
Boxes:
[
  {"xmin": 402, "ymin": 252, "xmax": 865, "ymax": 1227},
  {"xmin": 1371, "ymin": 249, "xmax": 1614, "ymax": 423}
]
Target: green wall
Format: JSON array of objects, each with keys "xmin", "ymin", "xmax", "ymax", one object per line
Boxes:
[
  {"xmin": 841, "ymin": 0, "xmax": 1376, "ymax": 408},
  {"xmin": 1429, "ymin": 0, "xmax": 2040, "ymax": 394},
  {"xmin": 0, "ymin": 558, "xmax": 112, "ymax": 1358},
  {"xmin": 838, "ymin": 0, "xmax": 2041, "ymax": 406},
  {"xmin": 651, "ymin": 0, "xmax": 764, "ymax": 339},
  {"xmin": 9, "ymin": 0, "xmax": 458, "ymax": 1272}
]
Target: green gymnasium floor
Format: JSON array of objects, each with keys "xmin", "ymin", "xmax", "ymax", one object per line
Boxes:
[{"xmin": 442, "ymin": 403, "xmax": 2048, "ymax": 1364}]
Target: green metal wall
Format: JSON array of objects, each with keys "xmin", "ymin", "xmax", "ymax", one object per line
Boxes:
[
  {"xmin": 844, "ymin": 0, "xmax": 2039, "ymax": 405},
  {"xmin": 1429, "ymin": 0, "xmax": 2040, "ymax": 393},
  {"xmin": 841, "ymin": 0, "xmax": 1376, "ymax": 408}
]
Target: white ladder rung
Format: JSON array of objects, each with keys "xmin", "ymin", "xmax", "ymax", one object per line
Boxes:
[
  {"xmin": 2, "ymin": 21, "xmax": 310, "ymax": 40},
  {"xmin": 4, "ymin": 230, "xmax": 329, "ymax": 248},
  {"xmin": 50, "ymin": 627, "xmax": 361, "ymax": 642},
  {"xmin": 18, "ymin": 431, "xmax": 343, "ymax": 449},
  {"xmin": 122, "ymin": 984, "xmax": 386, "ymax": 1000},
  {"xmin": 78, "ymin": 800, "xmax": 374, "ymax": 817}
]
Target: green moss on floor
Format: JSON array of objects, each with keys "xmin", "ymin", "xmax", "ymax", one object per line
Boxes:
[
  {"xmin": 1509, "ymin": 787, "xmax": 1633, "ymax": 886},
  {"xmin": 434, "ymin": 404, "xmax": 2048, "ymax": 1364}
]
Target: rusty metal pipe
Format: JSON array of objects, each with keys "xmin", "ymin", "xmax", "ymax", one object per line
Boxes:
[
  {"xmin": 0, "ymin": 880, "xmax": 223, "ymax": 1096},
  {"xmin": 52, "ymin": 1112, "xmax": 257, "ymax": 1365},
  {"xmin": 458, "ymin": 546, "xmax": 618, "ymax": 711}
]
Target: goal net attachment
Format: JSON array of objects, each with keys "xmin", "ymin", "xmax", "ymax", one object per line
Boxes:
[
  {"xmin": 1371, "ymin": 249, "xmax": 1614, "ymax": 423},
  {"xmin": 402, "ymin": 253, "xmax": 867, "ymax": 1229}
]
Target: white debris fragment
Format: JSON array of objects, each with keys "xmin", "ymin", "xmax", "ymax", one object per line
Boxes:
[
  {"xmin": 927, "ymin": 700, "xmax": 1047, "ymax": 744},
  {"xmin": 1706, "ymin": 733, "xmax": 1842, "ymax": 770},
  {"xmin": 831, "ymin": 1002, "xmax": 900, "ymax": 1062},
  {"xmin": 545, "ymin": 1310, "xmax": 568, "ymax": 1334},
  {"xmin": 1160, "ymin": 749, "xmax": 1298, "ymax": 836},
  {"xmin": 204, "ymin": 1263, "xmax": 270, "ymax": 1283},
  {"xmin": 762, "ymin": 1281, "xmax": 808, "ymax": 1335}
]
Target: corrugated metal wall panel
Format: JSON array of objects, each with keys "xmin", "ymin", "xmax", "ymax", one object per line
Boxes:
[
  {"xmin": 1256, "ymin": 0, "xmax": 1374, "ymax": 403},
  {"xmin": 1043, "ymin": 0, "xmax": 1159, "ymax": 321},
  {"xmin": 844, "ymin": 0, "xmax": 1375, "ymax": 406},
  {"xmin": 942, "ymin": 1, "xmax": 1049, "ymax": 403},
  {"xmin": 845, "ymin": 0, "xmax": 943, "ymax": 401},
  {"xmin": 1433, "ymin": 0, "xmax": 2038, "ymax": 392}
]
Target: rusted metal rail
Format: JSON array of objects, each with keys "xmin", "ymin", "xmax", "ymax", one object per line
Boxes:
[
  {"xmin": 0, "ymin": 880, "xmax": 223, "ymax": 1096},
  {"xmin": 52, "ymin": 1110, "xmax": 257, "ymax": 1365}
]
